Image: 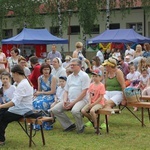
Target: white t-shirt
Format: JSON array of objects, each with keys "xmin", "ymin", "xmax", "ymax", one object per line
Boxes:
[
  {"xmin": 96, "ymin": 50, "xmax": 104, "ymax": 63},
  {"xmin": 8, "ymin": 79, "xmax": 33, "ymax": 115},
  {"xmin": 139, "ymin": 74, "xmax": 150, "ymax": 85},
  {"xmin": 65, "ymin": 70, "xmax": 90, "ymax": 102},
  {"xmin": 78, "ymin": 51, "xmax": 88, "ymax": 70},
  {"xmin": 62, "ymin": 62, "xmax": 70, "ymax": 68},
  {"xmin": 125, "ymin": 49, "xmax": 135, "ymax": 61},
  {"xmin": 126, "ymin": 71, "xmax": 141, "ymax": 81},
  {"xmin": 56, "ymin": 86, "xmax": 65, "ymax": 102},
  {"xmin": 7, "ymin": 57, "xmax": 18, "ymax": 71},
  {"xmin": 3, "ymin": 85, "xmax": 16, "ymax": 103},
  {"xmin": 24, "ymin": 67, "xmax": 31, "ymax": 76},
  {"xmin": 51, "ymin": 67, "xmax": 67, "ymax": 83}
]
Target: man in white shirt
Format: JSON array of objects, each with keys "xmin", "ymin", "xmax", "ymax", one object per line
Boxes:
[
  {"xmin": 47, "ymin": 44, "xmax": 62, "ymax": 65},
  {"xmin": 96, "ymin": 48, "xmax": 104, "ymax": 63},
  {"xmin": 51, "ymin": 58, "xmax": 90, "ymax": 133},
  {"xmin": 125, "ymin": 44, "xmax": 135, "ymax": 62}
]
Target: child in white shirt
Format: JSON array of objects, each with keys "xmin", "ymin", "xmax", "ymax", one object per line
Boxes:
[
  {"xmin": 126, "ymin": 64, "xmax": 141, "ymax": 87},
  {"xmin": 138, "ymin": 68, "xmax": 150, "ymax": 90},
  {"xmin": 48, "ymin": 76, "xmax": 67, "ymax": 121}
]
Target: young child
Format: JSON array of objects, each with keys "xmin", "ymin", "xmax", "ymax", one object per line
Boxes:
[
  {"xmin": 48, "ymin": 76, "xmax": 67, "ymax": 120},
  {"xmin": 0, "ymin": 72, "xmax": 16, "ymax": 117},
  {"xmin": 142, "ymin": 82, "xmax": 150, "ymax": 96},
  {"xmin": 81, "ymin": 69, "xmax": 105, "ymax": 133},
  {"xmin": 126, "ymin": 64, "xmax": 141, "ymax": 111},
  {"xmin": 126, "ymin": 64, "xmax": 141, "ymax": 87},
  {"xmin": 138, "ymin": 68, "xmax": 150, "ymax": 90}
]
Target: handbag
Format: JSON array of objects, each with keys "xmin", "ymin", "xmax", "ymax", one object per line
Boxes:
[{"xmin": 124, "ymin": 87, "xmax": 141, "ymax": 103}]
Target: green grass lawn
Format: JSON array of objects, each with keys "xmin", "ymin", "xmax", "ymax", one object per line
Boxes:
[{"xmin": 1, "ymin": 107, "xmax": 150, "ymax": 150}]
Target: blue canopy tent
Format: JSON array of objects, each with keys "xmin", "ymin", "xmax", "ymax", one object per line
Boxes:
[
  {"xmin": 87, "ymin": 29, "xmax": 150, "ymax": 44},
  {"xmin": 1, "ymin": 28, "xmax": 68, "ymax": 44}
]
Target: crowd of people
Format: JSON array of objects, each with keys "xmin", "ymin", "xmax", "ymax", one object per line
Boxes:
[{"xmin": 0, "ymin": 42, "xmax": 150, "ymax": 145}]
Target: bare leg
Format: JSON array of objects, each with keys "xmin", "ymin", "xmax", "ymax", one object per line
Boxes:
[
  {"xmin": 81, "ymin": 109, "xmax": 92, "ymax": 121},
  {"xmin": 103, "ymin": 99, "xmax": 115, "ymax": 121},
  {"xmin": 90, "ymin": 109, "xmax": 97, "ymax": 128}
]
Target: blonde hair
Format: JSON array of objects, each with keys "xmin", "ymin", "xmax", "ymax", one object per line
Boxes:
[
  {"xmin": 135, "ymin": 44, "xmax": 142, "ymax": 52},
  {"xmin": 137, "ymin": 58, "xmax": 147, "ymax": 73},
  {"xmin": 75, "ymin": 42, "xmax": 83, "ymax": 49}
]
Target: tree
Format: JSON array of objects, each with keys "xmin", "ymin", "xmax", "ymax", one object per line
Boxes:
[
  {"xmin": 0, "ymin": 0, "xmax": 46, "ymax": 40},
  {"xmin": 1, "ymin": 0, "xmax": 150, "ymax": 41}
]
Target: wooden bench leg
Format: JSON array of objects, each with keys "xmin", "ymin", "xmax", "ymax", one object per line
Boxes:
[
  {"xmin": 141, "ymin": 108, "xmax": 144, "ymax": 127},
  {"xmin": 40, "ymin": 125, "xmax": 45, "ymax": 145},
  {"xmin": 18, "ymin": 121, "xmax": 36, "ymax": 146},
  {"xmin": 29, "ymin": 123, "xmax": 33, "ymax": 147},
  {"xmin": 148, "ymin": 108, "xmax": 150, "ymax": 122},
  {"xmin": 124, "ymin": 106, "xmax": 146, "ymax": 126},
  {"xmin": 105, "ymin": 115, "xmax": 109, "ymax": 133},
  {"xmin": 96, "ymin": 114, "xmax": 99, "ymax": 134}
]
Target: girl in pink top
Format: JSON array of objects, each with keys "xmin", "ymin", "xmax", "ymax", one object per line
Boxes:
[{"xmin": 81, "ymin": 69, "xmax": 105, "ymax": 132}]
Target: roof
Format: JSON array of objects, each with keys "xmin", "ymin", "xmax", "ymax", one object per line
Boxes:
[
  {"xmin": 1, "ymin": 28, "xmax": 68, "ymax": 44},
  {"xmin": 87, "ymin": 29, "xmax": 150, "ymax": 44}
]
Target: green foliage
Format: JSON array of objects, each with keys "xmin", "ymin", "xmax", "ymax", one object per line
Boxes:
[
  {"xmin": 1, "ymin": 0, "xmax": 150, "ymax": 41},
  {"xmin": 141, "ymin": 0, "xmax": 150, "ymax": 16},
  {"xmin": 9, "ymin": 0, "xmax": 45, "ymax": 28},
  {"xmin": 76, "ymin": 0, "xmax": 100, "ymax": 35}
]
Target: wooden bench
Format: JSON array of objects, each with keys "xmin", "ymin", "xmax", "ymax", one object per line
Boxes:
[
  {"xmin": 18, "ymin": 116, "xmax": 53, "ymax": 147},
  {"xmin": 121, "ymin": 96, "xmax": 150, "ymax": 127},
  {"xmin": 96, "ymin": 108, "xmax": 121, "ymax": 134}
]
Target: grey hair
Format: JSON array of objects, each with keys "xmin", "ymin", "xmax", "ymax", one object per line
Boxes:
[{"xmin": 70, "ymin": 58, "xmax": 82, "ymax": 66}]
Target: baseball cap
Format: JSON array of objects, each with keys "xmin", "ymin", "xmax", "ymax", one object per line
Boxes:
[
  {"xmin": 59, "ymin": 76, "xmax": 67, "ymax": 81},
  {"xmin": 91, "ymin": 69, "xmax": 102, "ymax": 76}
]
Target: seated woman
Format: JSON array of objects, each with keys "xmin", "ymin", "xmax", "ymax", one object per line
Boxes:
[
  {"xmin": 101, "ymin": 57, "xmax": 126, "ymax": 129},
  {"xmin": 33, "ymin": 63, "xmax": 57, "ymax": 111},
  {"xmin": 131, "ymin": 44, "xmax": 143, "ymax": 68},
  {"xmin": 0, "ymin": 65, "xmax": 33, "ymax": 145},
  {"xmin": 51, "ymin": 57, "xmax": 67, "ymax": 84}
]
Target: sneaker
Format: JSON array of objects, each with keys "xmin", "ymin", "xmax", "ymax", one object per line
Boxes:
[
  {"xmin": 100, "ymin": 123, "xmax": 107, "ymax": 129},
  {"xmin": 85, "ymin": 121, "xmax": 93, "ymax": 127},
  {"xmin": 77, "ymin": 126, "xmax": 85, "ymax": 134},
  {"xmin": 63, "ymin": 124, "xmax": 76, "ymax": 132}
]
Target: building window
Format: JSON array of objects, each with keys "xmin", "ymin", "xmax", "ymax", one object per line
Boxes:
[
  {"xmin": 109, "ymin": 23, "xmax": 120, "ymax": 29},
  {"xmin": 2, "ymin": 29, "xmax": 13, "ymax": 39},
  {"xmin": 50, "ymin": 26, "xmax": 59, "ymax": 35},
  {"xmin": 70, "ymin": 26, "xmax": 80, "ymax": 35},
  {"xmin": 126, "ymin": 22, "xmax": 142, "ymax": 35},
  {"xmin": 91, "ymin": 25, "xmax": 100, "ymax": 34}
]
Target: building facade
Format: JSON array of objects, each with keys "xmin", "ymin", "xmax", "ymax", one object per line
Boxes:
[{"xmin": 2, "ymin": 8, "xmax": 150, "ymax": 59}]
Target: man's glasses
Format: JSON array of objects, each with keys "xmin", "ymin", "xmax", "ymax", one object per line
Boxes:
[{"xmin": 70, "ymin": 64, "xmax": 79, "ymax": 67}]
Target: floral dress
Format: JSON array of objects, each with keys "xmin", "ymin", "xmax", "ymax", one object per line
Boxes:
[{"xmin": 33, "ymin": 74, "xmax": 55, "ymax": 111}]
